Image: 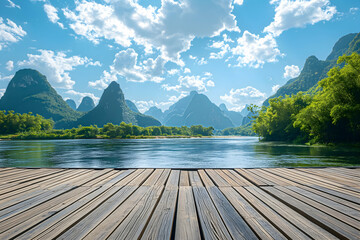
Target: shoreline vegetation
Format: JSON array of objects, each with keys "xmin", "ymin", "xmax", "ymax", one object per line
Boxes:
[
  {"xmin": 0, "ymin": 111, "xmax": 216, "ymax": 140},
  {"xmin": 252, "ymin": 53, "xmax": 360, "ymax": 145}
]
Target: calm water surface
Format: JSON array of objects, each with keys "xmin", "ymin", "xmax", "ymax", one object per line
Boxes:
[{"xmin": 0, "ymin": 137, "xmax": 359, "ymax": 168}]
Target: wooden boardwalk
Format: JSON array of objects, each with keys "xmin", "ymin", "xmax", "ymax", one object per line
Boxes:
[{"xmin": 0, "ymin": 167, "xmax": 359, "ymax": 239}]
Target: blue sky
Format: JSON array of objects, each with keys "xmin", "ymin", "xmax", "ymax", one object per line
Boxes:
[{"xmin": 0, "ymin": 0, "xmax": 359, "ymax": 112}]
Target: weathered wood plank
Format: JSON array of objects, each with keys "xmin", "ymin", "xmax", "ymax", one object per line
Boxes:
[
  {"xmin": 192, "ymin": 186, "xmax": 232, "ymax": 239},
  {"xmin": 263, "ymin": 186, "xmax": 360, "ymax": 239},
  {"xmin": 175, "ymin": 186, "xmax": 201, "ymax": 240}
]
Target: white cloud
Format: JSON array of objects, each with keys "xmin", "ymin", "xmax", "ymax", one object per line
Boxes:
[
  {"xmin": 210, "ymin": 40, "xmax": 230, "ymax": 59},
  {"xmin": 18, "ymin": 49, "xmax": 100, "ymax": 89},
  {"xmin": 220, "ymin": 86, "xmax": 266, "ymax": 109},
  {"xmin": 283, "ymin": 64, "xmax": 300, "ymax": 78},
  {"xmin": 0, "ymin": 89, "xmax": 5, "ymax": 98},
  {"xmin": 265, "ymin": 0, "xmax": 337, "ymax": 37},
  {"xmin": 184, "ymin": 68, "xmax": 191, "ymax": 74},
  {"xmin": 189, "ymin": 55, "xmax": 208, "ymax": 65},
  {"xmin": 350, "ymin": 7, "xmax": 359, "ymax": 14},
  {"xmin": 231, "ymin": 31, "xmax": 283, "ymax": 68},
  {"xmin": 167, "ymin": 69, "xmax": 179, "ymax": 75},
  {"xmin": 90, "ymin": 48, "xmax": 165, "ymax": 89},
  {"xmin": 0, "ymin": 17, "xmax": 26, "ymax": 50},
  {"xmin": 234, "ymin": 0, "xmax": 244, "ymax": 5},
  {"xmin": 6, "ymin": 60, "xmax": 14, "ymax": 71},
  {"xmin": 134, "ymin": 99, "xmax": 174, "ymax": 113},
  {"xmin": 44, "ymin": 4, "xmax": 64, "ymax": 29},
  {"xmin": 63, "ymin": 0, "xmax": 239, "ymax": 65},
  {"xmin": 272, "ymin": 84, "xmax": 280, "ymax": 93},
  {"xmin": 65, "ymin": 90, "xmax": 100, "ymax": 104},
  {"xmin": 162, "ymin": 73, "xmax": 214, "ymax": 93},
  {"xmin": 0, "ymin": 74, "xmax": 13, "ymax": 82},
  {"xmin": 6, "ymin": 0, "xmax": 20, "ymax": 9}
]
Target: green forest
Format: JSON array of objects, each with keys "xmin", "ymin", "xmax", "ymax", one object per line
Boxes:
[
  {"xmin": 0, "ymin": 111, "xmax": 214, "ymax": 139},
  {"xmin": 253, "ymin": 53, "xmax": 360, "ymax": 144}
]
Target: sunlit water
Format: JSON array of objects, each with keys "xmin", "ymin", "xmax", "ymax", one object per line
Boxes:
[{"xmin": 0, "ymin": 137, "xmax": 359, "ymax": 168}]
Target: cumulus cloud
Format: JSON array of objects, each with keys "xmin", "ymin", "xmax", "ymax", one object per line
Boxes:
[
  {"xmin": 65, "ymin": 90, "xmax": 100, "ymax": 104},
  {"xmin": 18, "ymin": 49, "xmax": 100, "ymax": 89},
  {"xmin": 134, "ymin": 99, "xmax": 175, "ymax": 113},
  {"xmin": 234, "ymin": 0, "xmax": 244, "ymax": 5},
  {"xmin": 6, "ymin": 60, "xmax": 14, "ymax": 71},
  {"xmin": 184, "ymin": 68, "xmax": 191, "ymax": 74},
  {"xmin": 44, "ymin": 4, "xmax": 64, "ymax": 29},
  {"xmin": 167, "ymin": 69, "xmax": 179, "ymax": 75},
  {"xmin": 0, "ymin": 17, "xmax": 26, "ymax": 50},
  {"xmin": 272, "ymin": 84, "xmax": 280, "ymax": 93},
  {"xmin": 6, "ymin": 0, "xmax": 20, "ymax": 9},
  {"xmin": 0, "ymin": 73, "xmax": 13, "ymax": 82},
  {"xmin": 231, "ymin": 31, "xmax": 283, "ymax": 68},
  {"xmin": 63, "ymin": 0, "xmax": 238, "ymax": 65},
  {"xmin": 89, "ymin": 48, "xmax": 165, "ymax": 89},
  {"xmin": 283, "ymin": 64, "xmax": 300, "ymax": 78},
  {"xmin": 220, "ymin": 86, "xmax": 266, "ymax": 109},
  {"xmin": 210, "ymin": 40, "xmax": 230, "ymax": 60},
  {"xmin": 265, "ymin": 0, "xmax": 337, "ymax": 37},
  {"xmin": 162, "ymin": 73, "xmax": 214, "ymax": 93}
]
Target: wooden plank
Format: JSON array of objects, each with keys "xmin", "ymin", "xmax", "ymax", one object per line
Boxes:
[
  {"xmin": 271, "ymin": 186, "xmax": 360, "ymax": 230},
  {"xmin": 179, "ymin": 170, "xmax": 190, "ymax": 186},
  {"xmin": 220, "ymin": 186, "xmax": 286, "ymax": 240},
  {"xmin": 235, "ymin": 169, "xmax": 268, "ymax": 186},
  {"xmin": 174, "ymin": 186, "xmax": 201, "ymax": 240},
  {"xmin": 93, "ymin": 186, "xmax": 164, "ymax": 240},
  {"xmin": 198, "ymin": 169, "xmax": 215, "ymax": 187},
  {"xmin": 0, "ymin": 184, "xmax": 75, "ymax": 222},
  {"xmin": 298, "ymin": 169, "xmax": 360, "ymax": 186},
  {"xmin": 140, "ymin": 186, "xmax": 178, "ymax": 239},
  {"xmin": 188, "ymin": 171, "xmax": 203, "ymax": 187},
  {"xmin": 214, "ymin": 169, "xmax": 242, "ymax": 186},
  {"xmin": 192, "ymin": 186, "xmax": 232, "ymax": 239},
  {"xmin": 234, "ymin": 186, "xmax": 311, "ymax": 239},
  {"xmin": 0, "ymin": 186, "xmax": 100, "ymax": 239},
  {"xmin": 17, "ymin": 185, "xmax": 122, "ymax": 240},
  {"xmin": 206, "ymin": 186, "xmax": 257, "ymax": 239},
  {"xmin": 250, "ymin": 169, "xmax": 297, "ymax": 186},
  {"xmin": 24, "ymin": 170, "xmax": 139, "ymax": 240},
  {"xmin": 205, "ymin": 169, "xmax": 230, "ymax": 187},
  {"xmin": 286, "ymin": 185, "xmax": 360, "ymax": 221},
  {"xmin": 263, "ymin": 186, "xmax": 360, "ymax": 239},
  {"xmin": 246, "ymin": 186, "xmax": 337, "ymax": 239},
  {"xmin": 57, "ymin": 185, "xmax": 137, "ymax": 240},
  {"xmin": 155, "ymin": 168, "xmax": 172, "ymax": 186},
  {"xmin": 143, "ymin": 169, "xmax": 165, "ymax": 186},
  {"xmin": 166, "ymin": 170, "xmax": 180, "ymax": 188},
  {"xmin": 298, "ymin": 185, "xmax": 360, "ymax": 211},
  {"xmin": 119, "ymin": 168, "xmax": 153, "ymax": 186},
  {"xmin": 224, "ymin": 169, "xmax": 253, "ymax": 186}
]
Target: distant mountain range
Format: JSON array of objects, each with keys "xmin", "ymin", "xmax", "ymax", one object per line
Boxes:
[
  {"xmin": 264, "ymin": 32, "xmax": 360, "ymax": 105},
  {"xmin": 66, "ymin": 99, "xmax": 77, "ymax": 110},
  {"xmin": 74, "ymin": 81, "xmax": 160, "ymax": 127},
  {"xmin": 0, "ymin": 69, "xmax": 159, "ymax": 128}
]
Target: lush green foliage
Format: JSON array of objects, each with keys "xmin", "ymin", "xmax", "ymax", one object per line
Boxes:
[
  {"xmin": 219, "ymin": 123, "xmax": 255, "ymax": 136},
  {"xmin": 2, "ymin": 117, "xmax": 214, "ymax": 139},
  {"xmin": 253, "ymin": 53, "xmax": 360, "ymax": 144},
  {"xmin": 0, "ymin": 111, "xmax": 54, "ymax": 134}
]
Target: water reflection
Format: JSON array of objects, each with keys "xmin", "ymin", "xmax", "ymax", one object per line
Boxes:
[{"xmin": 0, "ymin": 137, "xmax": 359, "ymax": 168}]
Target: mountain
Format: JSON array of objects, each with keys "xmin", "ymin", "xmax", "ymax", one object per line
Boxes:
[
  {"xmin": 77, "ymin": 96, "xmax": 95, "ymax": 112},
  {"xmin": 66, "ymin": 99, "xmax": 77, "ymax": 110},
  {"xmin": 240, "ymin": 104, "xmax": 250, "ymax": 116},
  {"xmin": 0, "ymin": 69, "xmax": 80, "ymax": 124},
  {"xmin": 264, "ymin": 32, "xmax": 360, "ymax": 105},
  {"xmin": 163, "ymin": 91, "xmax": 234, "ymax": 129},
  {"xmin": 74, "ymin": 81, "xmax": 161, "ymax": 127},
  {"xmin": 219, "ymin": 103, "xmax": 244, "ymax": 126},
  {"xmin": 144, "ymin": 106, "xmax": 164, "ymax": 123},
  {"xmin": 125, "ymin": 99, "xmax": 140, "ymax": 113}
]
